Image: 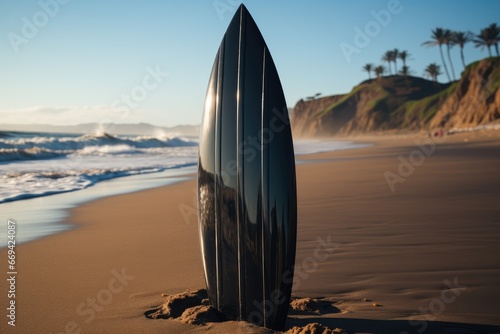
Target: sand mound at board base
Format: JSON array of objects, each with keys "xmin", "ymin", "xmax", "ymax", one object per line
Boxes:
[
  {"xmin": 145, "ymin": 289, "xmax": 346, "ymax": 333},
  {"xmin": 285, "ymin": 323, "xmax": 347, "ymax": 334},
  {"xmin": 144, "ymin": 289, "xmax": 222, "ymax": 324},
  {"xmin": 289, "ymin": 297, "xmax": 341, "ymax": 315}
]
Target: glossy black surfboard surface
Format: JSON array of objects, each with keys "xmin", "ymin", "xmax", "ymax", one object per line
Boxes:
[{"xmin": 197, "ymin": 4, "xmax": 297, "ymax": 330}]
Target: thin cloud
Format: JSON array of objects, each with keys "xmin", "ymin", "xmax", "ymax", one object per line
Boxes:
[{"xmin": 0, "ymin": 106, "xmax": 142, "ymax": 125}]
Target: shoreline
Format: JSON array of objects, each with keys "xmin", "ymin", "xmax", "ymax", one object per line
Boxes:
[
  {"xmin": 0, "ymin": 165, "xmax": 197, "ymax": 247},
  {"xmin": 1, "ymin": 132, "xmax": 500, "ymax": 333},
  {"xmin": 1, "ymin": 139, "xmax": 369, "ymax": 247}
]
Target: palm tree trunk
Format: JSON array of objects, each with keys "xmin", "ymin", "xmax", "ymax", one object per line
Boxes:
[
  {"xmin": 460, "ymin": 47, "xmax": 466, "ymax": 69},
  {"xmin": 487, "ymin": 46, "xmax": 492, "ymax": 57},
  {"xmin": 387, "ymin": 61, "xmax": 392, "ymax": 75},
  {"xmin": 447, "ymin": 45, "xmax": 456, "ymax": 81},
  {"xmin": 495, "ymin": 43, "xmax": 499, "ymax": 57},
  {"xmin": 439, "ymin": 45, "xmax": 451, "ymax": 82},
  {"xmin": 394, "ymin": 60, "xmax": 398, "ymax": 74}
]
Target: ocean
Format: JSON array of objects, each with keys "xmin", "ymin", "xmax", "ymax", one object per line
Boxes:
[
  {"xmin": 0, "ymin": 131, "xmax": 198, "ymax": 203},
  {"xmin": 0, "ymin": 130, "xmax": 369, "ymax": 246}
]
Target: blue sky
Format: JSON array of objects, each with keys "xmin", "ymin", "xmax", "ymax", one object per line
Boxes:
[{"xmin": 0, "ymin": 0, "xmax": 499, "ymax": 127}]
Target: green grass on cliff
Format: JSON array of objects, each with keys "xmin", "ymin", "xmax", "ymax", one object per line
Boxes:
[
  {"xmin": 315, "ymin": 75, "xmax": 450, "ymax": 127},
  {"xmin": 313, "ymin": 85, "xmax": 364, "ymax": 117},
  {"xmin": 395, "ymin": 82, "xmax": 458, "ymax": 128}
]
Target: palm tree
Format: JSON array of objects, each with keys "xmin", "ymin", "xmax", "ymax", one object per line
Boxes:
[
  {"xmin": 374, "ymin": 65, "xmax": 385, "ymax": 79},
  {"xmin": 398, "ymin": 50, "xmax": 410, "ymax": 68},
  {"xmin": 475, "ymin": 23, "xmax": 500, "ymax": 57},
  {"xmin": 453, "ymin": 31, "xmax": 474, "ymax": 69},
  {"xmin": 491, "ymin": 23, "xmax": 500, "ymax": 56},
  {"xmin": 474, "ymin": 24, "xmax": 500, "ymax": 57},
  {"xmin": 399, "ymin": 65, "xmax": 411, "ymax": 78},
  {"xmin": 382, "ymin": 50, "xmax": 395, "ymax": 75},
  {"xmin": 393, "ymin": 48, "xmax": 400, "ymax": 73},
  {"xmin": 474, "ymin": 29, "xmax": 493, "ymax": 57},
  {"xmin": 363, "ymin": 63, "xmax": 374, "ymax": 80},
  {"xmin": 424, "ymin": 63, "xmax": 442, "ymax": 82},
  {"xmin": 423, "ymin": 27, "xmax": 451, "ymax": 82},
  {"xmin": 443, "ymin": 29, "xmax": 456, "ymax": 80}
]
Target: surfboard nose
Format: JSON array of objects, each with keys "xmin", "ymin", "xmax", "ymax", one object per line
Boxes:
[{"xmin": 237, "ymin": 3, "xmax": 249, "ymax": 15}]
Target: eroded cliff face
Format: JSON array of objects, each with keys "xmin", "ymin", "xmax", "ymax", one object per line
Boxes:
[
  {"xmin": 291, "ymin": 58, "xmax": 500, "ymax": 137},
  {"xmin": 430, "ymin": 58, "xmax": 500, "ymax": 129},
  {"xmin": 291, "ymin": 94, "xmax": 345, "ymax": 137}
]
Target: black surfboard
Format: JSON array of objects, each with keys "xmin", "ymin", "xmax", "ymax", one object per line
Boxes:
[{"xmin": 197, "ymin": 4, "xmax": 297, "ymax": 330}]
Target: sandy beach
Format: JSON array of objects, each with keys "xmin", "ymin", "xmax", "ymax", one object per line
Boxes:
[{"xmin": 2, "ymin": 132, "xmax": 500, "ymax": 334}]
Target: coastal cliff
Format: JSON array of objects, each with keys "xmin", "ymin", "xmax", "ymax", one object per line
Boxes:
[
  {"xmin": 430, "ymin": 58, "xmax": 500, "ymax": 129},
  {"xmin": 291, "ymin": 58, "xmax": 500, "ymax": 136}
]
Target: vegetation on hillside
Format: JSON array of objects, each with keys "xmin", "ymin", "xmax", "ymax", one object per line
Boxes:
[
  {"xmin": 292, "ymin": 58, "xmax": 499, "ymax": 136},
  {"xmin": 361, "ymin": 23, "xmax": 500, "ymax": 83}
]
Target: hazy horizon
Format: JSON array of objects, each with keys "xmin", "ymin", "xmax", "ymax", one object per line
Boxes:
[
  {"xmin": 0, "ymin": 121, "xmax": 201, "ymax": 136},
  {"xmin": 1, "ymin": 0, "xmax": 499, "ymax": 127}
]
